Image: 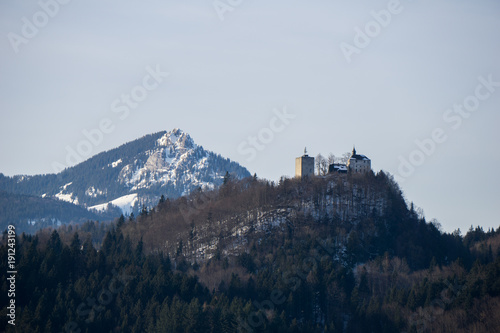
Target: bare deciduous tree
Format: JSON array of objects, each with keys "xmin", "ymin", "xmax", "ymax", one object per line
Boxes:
[
  {"xmin": 337, "ymin": 152, "xmax": 351, "ymax": 165},
  {"xmin": 327, "ymin": 153, "xmax": 336, "ymax": 166},
  {"xmin": 320, "ymin": 158, "xmax": 328, "ymax": 175},
  {"xmin": 316, "ymin": 154, "xmax": 325, "ymax": 175},
  {"xmin": 316, "ymin": 154, "xmax": 328, "ymax": 175}
]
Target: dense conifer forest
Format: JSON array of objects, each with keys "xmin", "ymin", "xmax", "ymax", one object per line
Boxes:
[{"xmin": 1, "ymin": 172, "xmax": 500, "ymax": 332}]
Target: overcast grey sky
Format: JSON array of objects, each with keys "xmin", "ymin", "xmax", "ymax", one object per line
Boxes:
[{"xmin": 1, "ymin": 0, "xmax": 499, "ymax": 233}]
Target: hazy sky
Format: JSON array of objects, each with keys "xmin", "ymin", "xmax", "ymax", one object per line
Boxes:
[{"xmin": 1, "ymin": 0, "xmax": 499, "ymax": 233}]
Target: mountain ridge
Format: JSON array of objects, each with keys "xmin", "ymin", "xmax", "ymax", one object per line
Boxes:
[{"xmin": 0, "ymin": 129, "xmax": 251, "ymax": 231}]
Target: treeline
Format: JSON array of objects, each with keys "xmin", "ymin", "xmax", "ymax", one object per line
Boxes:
[{"xmin": 0, "ymin": 227, "xmax": 218, "ymax": 332}]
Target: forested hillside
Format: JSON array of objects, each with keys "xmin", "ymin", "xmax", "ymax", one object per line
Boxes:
[
  {"xmin": 0, "ymin": 191, "xmax": 119, "ymax": 234},
  {"xmin": 1, "ymin": 171, "xmax": 499, "ymax": 332},
  {"xmin": 121, "ymin": 172, "xmax": 467, "ymax": 272}
]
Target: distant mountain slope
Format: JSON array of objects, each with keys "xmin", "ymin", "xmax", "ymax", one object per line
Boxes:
[
  {"xmin": 0, "ymin": 129, "xmax": 251, "ymax": 222},
  {"xmin": 0, "ymin": 191, "xmax": 119, "ymax": 233}
]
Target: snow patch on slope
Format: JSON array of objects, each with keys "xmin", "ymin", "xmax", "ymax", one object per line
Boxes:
[
  {"xmin": 85, "ymin": 186, "xmax": 106, "ymax": 197},
  {"xmin": 55, "ymin": 193, "xmax": 79, "ymax": 205},
  {"xmin": 110, "ymin": 159, "xmax": 122, "ymax": 168},
  {"xmin": 89, "ymin": 193, "xmax": 138, "ymax": 215},
  {"xmin": 54, "ymin": 182, "xmax": 79, "ymax": 204}
]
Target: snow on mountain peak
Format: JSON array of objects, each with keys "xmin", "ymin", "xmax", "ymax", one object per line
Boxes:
[
  {"xmin": 95, "ymin": 128, "xmax": 250, "ymax": 213},
  {"xmin": 156, "ymin": 128, "xmax": 194, "ymax": 150},
  {"xmin": 122, "ymin": 130, "xmax": 204, "ymax": 191},
  {"xmin": 5, "ymin": 129, "xmax": 251, "ymax": 217}
]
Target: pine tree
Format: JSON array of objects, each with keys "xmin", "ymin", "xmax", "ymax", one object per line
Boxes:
[
  {"xmin": 117, "ymin": 214, "xmax": 125, "ymax": 229},
  {"xmin": 223, "ymin": 171, "xmax": 231, "ymax": 185},
  {"xmin": 135, "ymin": 238, "xmax": 144, "ymax": 262}
]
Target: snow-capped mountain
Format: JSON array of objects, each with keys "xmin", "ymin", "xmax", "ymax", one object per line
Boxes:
[
  {"xmin": 116, "ymin": 129, "xmax": 231, "ymax": 194},
  {"xmin": 0, "ymin": 129, "xmax": 251, "ymax": 218}
]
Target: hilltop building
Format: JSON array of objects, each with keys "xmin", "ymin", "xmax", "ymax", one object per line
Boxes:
[
  {"xmin": 327, "ymin": 146, "xmax": 371, "ymax": 174},
  {"xmin": 295, "ymin": 148, "xmax": 314, "ymax": 179},
  {"xmin": 346, "ymin": 147, "xmax": 371, "ymax": 173},
  {"xmin": 297, "ymin": 146, "xmax": 371, "ymax": 177},
  {"xmin": 328, "ymin": 163, "xmax": 348, "ymax": 174}
]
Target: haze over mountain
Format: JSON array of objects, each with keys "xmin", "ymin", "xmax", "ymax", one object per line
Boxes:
[{"xmin": 0, "ymin": 129, "xmax": 251, "ymax": 231}]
